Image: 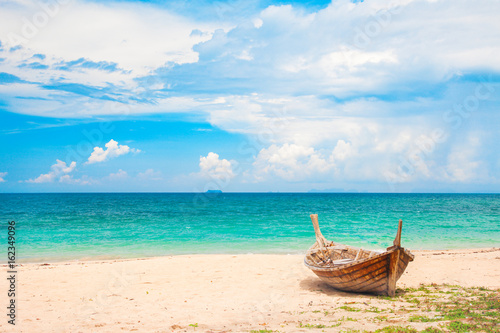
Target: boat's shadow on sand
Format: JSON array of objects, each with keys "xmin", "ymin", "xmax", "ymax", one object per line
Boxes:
[{"xmin": 299, "ymin": 276, "xmax": 374, "ymax": 297}]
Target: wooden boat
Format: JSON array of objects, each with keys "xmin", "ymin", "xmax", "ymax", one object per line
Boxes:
[{"xmin": 304, "ymin": 214, "xmax": 414, "ymax": 296}]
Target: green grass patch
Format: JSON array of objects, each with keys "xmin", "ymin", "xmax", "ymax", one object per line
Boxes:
[
  {"xmin": 374, "ymin": 325, "xmax": 417, "ymax": 333},
  {"xmin": 402, "ymin": 285, "xmax": 500, "ymax": 332},
  {"xmin": 446, "ymin": 320, "xmax": 476, "ymax": 332},
  {"xmin": 339, "ymin": 305, "xmax": 362, "ymax": 312},
  {"xmin": 366, "ymin": 306, "xmax": 385, "ymax": 313},
  {"xmin": 296, "ymin": 284, "xmax": 498, "ymax": 333},
  {"xmin": 298, "ymin": 322, "xmax": 341, "ymax": 329},
  {"xmin": 408, "ymin": 315, "xmax": 436, "ymax": 323},
  {"xmin": 419, "ymin": 327, "xmax": 443, "ymax": 333}
]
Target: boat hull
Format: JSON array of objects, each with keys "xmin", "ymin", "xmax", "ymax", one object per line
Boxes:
[{"xmin": 304, "ymin": 247, "xmax": 414, "ymax": 296}]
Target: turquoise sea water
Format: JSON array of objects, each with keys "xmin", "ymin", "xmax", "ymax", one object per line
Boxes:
[{"xmin": 0, "ymin": 193, "xmax": 499, "ymax": 262}]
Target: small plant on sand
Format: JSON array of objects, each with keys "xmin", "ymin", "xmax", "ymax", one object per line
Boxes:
[
  {"xmin": 298, "ymin": 322, "xmax": 326, "ymax": 328},
  {"xmin": 419, "ymin": 327, "xmax": 443, "ymax": 333},
  {"xmin": 298, "ymin": 322, "xmax": 341, "ymax": 329},
  {"xmin": 374, "ymin": 325, "xmax": 417, "ymax": 333},
  {"xmin": 339, "ymin": 305, "xmax": 361, "ymax": 312},
  {"xmin": 408, "ymin": 315, "xmax": 435, "ymax": 323},
  {"xmin": 366, "ymin": 306, "xmax": 384, "ymax": 313}
]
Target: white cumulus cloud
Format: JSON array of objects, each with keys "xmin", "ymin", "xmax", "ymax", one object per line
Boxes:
[
  {"xmin": 198, "ymin": 152, "xmax": 235, "ymax": 180},
  {"xmin": 252, "ymin": 144, "xmax": 332, "ymax": 181},
  {"xmin": 25, "ymin": 160, "xmax": 77, "ymax": 183},
  {"xmin": 0, "ymin": 172, "xmax": 7, "ymax": 183},
  {"xmin": 86, "ymin": 139, "xmax": 140, "ymax": 164},
  {"xmin": 332, "ymin": 140, "xmax": 355, "ymax": 162}
]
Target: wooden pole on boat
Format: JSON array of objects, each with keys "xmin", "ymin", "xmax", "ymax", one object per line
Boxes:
[
  {"xmin": 310, "ymin": 214, "xmax": 327, "ymax": 249},
  {"xmin": 310, "ymin": 214, "xmax": 331, "ymax": 262},
  {"xmin": 393, "ymin": 219, "xmax": 403, "ymax": 247}
]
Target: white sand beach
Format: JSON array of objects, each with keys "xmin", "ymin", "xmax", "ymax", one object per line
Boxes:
[{"xmin": 1, "ymin": 248, "xmax": 499, "ymax": 332}]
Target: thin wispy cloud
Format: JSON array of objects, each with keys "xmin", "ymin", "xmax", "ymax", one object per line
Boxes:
[
  {"xmin": 137, "ymin": 169, "xmax": 163, "ymax": 181},
  {"xmin": 107, "ymin": 169, "xmax": 128, "ymax": 181}
]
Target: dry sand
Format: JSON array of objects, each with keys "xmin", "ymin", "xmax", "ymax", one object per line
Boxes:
[{"xmin": 1, "ymin": 248, "xmax": 499, "ymax": 332}]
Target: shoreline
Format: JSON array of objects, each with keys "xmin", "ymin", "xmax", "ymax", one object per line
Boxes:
[{"xmin": 6, "ymin": 246, "xmax": 499, "ymax": 265}]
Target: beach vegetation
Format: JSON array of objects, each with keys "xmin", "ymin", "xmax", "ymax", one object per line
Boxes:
[
  {"xmin": 320, "ymin": 284, "xmax": 499, "ymax": 333},
  {"xmin": 298, "ymin": 322, "xmax": 341, "ymax": 329},
  {"xmin": 366, "ymin": 306, "xmax": 384, "ymax": 313},
  {"xmin": 374, "ymin": 325, "xmax": 417, "ymax": 333},
  {"xmin": 259, "ymin": 284, "xmax": 499, "ymax": 333},
  {"xmin": 339, "ymin": 305, "xmax": 361, "ymax": 312},
  {"xmin": 418, "ymin": 328, "xmax": 443, "ymax": 333},
  {"xmin": 446, "ymin": 320, "xmax": 476, "ymax": 332},
  {"xmin": 398, "ymin": 285, "xmax": 499, "ymax": 332},
  {"xmin": 408, "ymin": 315, "xmax": 435, "ymax": 323}
]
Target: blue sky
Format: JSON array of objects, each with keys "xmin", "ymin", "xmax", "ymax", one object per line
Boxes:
[{"xmin": 0, "ymin": 0, "xmax": 499, "ymax": 192}]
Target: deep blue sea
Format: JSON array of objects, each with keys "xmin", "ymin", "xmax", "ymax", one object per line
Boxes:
[{"xmin": 1, "ymin": 193, "xmax": 499, "ymax": 262}]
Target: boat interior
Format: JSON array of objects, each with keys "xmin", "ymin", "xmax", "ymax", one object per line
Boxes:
[{"xmin": 305, "ymin": 242, "xmax": 385, "ymax": 267}]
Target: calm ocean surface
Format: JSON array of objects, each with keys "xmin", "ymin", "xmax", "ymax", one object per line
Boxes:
[{"xmin": 1, "ymin": 193, "xmax": 499, "ymax": 262}]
